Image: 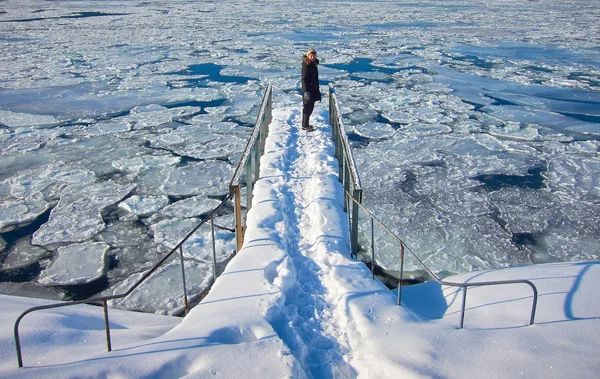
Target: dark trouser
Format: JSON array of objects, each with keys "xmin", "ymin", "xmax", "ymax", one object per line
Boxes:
[{"xmin": 302, "ymin": 98, "xmax": 316, "ymax": 129}]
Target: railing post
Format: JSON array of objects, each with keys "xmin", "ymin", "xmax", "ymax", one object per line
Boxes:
[
  {"xmin": 103, "ymin": 300, "xmax": 112, "ymax": 352},
  {"xmin": 258, "ymin": 116, "xmax": 265, "ymax": 157},
  {"xmin": 266, "ymin": 88, "xmax": 272, "ymax": 125},
  {"xmin": 210, "ymin": 215, "xmax": 217, "ymax": 282},
  {"xmin": 529, "ymin": 282, "xmax": 538, "ymax": 326},
  {"xmin": 329, "ymin": 86, "xmax": 333, "ymax": 126},
  {"xmin": 460, "ymin": 286, "xmax": 468, "ymax": 329},
  {"xmin": 230, "ymin": 184, "xmax": 243, "ymax": 253},
  {"xmin": 15, "ymin": 317, "xmax": 23, "ymax": 368},
  {"xmin": 245, "ymin": 155, "xmax": 253, "ymax": 211},
  {"xmin": 371, "ymin": 217, "xmax": 375, "ymax": 279},
  {"xmin": 179, "ymin": 245, "xmax": 190, "ymax": 315},
  {"xmin": 351, "ymin": 188, "xmax": 362, "ymax": 258},
  {"xmin": 397, "ymin": 242, "xmax": 405, "ymax": 306},
  {"xmin": 254, "ymin": 144, "xmax": 260, "ymax": 185},
  {"xmin": 343, "ymin": 161, "xmax": 350, "ymax": 212},
  {"xmin": 337, "ymin": 125, "xmax": 343, "ymax": 185},
  {"xmin": 346, "ymin": 193, "xmax": 352, "ymax": 253}
]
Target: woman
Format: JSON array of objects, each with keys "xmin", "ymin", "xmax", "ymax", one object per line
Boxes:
[{"xmin": 301, "ymin": 48, "xmax": 321, "ymax": 131}]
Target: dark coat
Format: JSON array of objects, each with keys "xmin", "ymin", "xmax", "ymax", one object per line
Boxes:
[{"xmin": 302, "ymin": 55, "xmax": 321, "ymax": 103}]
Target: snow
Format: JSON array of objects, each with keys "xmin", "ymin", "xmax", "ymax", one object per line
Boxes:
[{"xmin": 1, "ymin": 107, "xmax": 599, "ymax": 378}]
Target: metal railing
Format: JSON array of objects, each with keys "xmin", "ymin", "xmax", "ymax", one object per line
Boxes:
[
  {"xmin": 14, "ymin": 191, "xmax": 236, "ymax": 367},
  {"xmin": 345, "ymin": 191, "xmax": 538, "ymax": 329},
  {"xmin": 13, "ymin": 83, "xmax": 274, "ymax": 368},
  {"xmin": 329, "ymin": 86, "xmax": 537, "ymax": 328},
  {"xmin": 229, "ymin": 83, "xmax": 273, "ymax": 252},
  {"xmin": 329, "ymin": 84, "xmax": 363, "ymax": 257},
  {"xmin": 13, "ymin": 82, "xmax": 538, "ymax": 370}
]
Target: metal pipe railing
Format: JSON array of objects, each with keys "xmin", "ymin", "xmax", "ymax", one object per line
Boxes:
[
  {"xmin": 345, "ymin": 190, "xmax": 538, "ymax": 329},
  {"xmin": 14, "ymin": 188, "xmax": 237, "ymax": 368},
  {"xmin": 229, "ymin": 83, "xmax": 272, "ymax": 253},
  {"xmin": 15, "ymin": 84, "xmax": 275, "ymax": 368},
  {"xmin": 329, "ymin": 85, "xmax": 362, "ymax": 257}
]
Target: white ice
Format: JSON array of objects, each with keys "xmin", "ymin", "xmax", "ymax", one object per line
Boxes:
[
  {"xmin": 38, "ymin": 241, "xmax": 109, "ymax": 286},
  {"xmin": 31, "ymin": 181, "xmax": 136, "ymax": 246},
  {"xmin": 160, "ymin": 160, "xmax": 233, "ymax": 197},
  {"xmin": 118, "ymin": 195, "xmax": 169, "ymax": 218}
]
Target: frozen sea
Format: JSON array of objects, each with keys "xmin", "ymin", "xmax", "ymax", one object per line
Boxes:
[{"xmin": 0, "ymin": 0, "xmax": 599, "ymax": 312}]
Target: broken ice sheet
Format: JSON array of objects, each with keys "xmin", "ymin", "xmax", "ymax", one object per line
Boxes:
[
  {"xmin": 128, "ymin": 104, "xmax": 181, "ymax": 130},
  {"xmin": 82, "ymin": 121, "xmax": 131, "ymax": 136},
  {"xmin": 353, "ymin": 122, "xmax": 395, "ymax": 141},
  {"xmin": 147, "ymin": 124, "xmax": 248, "ymax": 161},
  {"xmin": 9, "ymin": 166, "xmax": 97, "ymax": 200},
  {"xmin": 151, "ymin": 217, "xmax": 235, "ymax": 263},
  {"xmin": 159, "ymin": 196, "xmax": 224, "ymax": 218},
  {"xmin": 118, "ymin": 195, "xmax": 169, "ymax": 217},
  {"xmin": 112, "ymin": 155, "xmax": 181, "ymax": 174},
  {"xmin": 0, "ymin": 197, "xmax": 51, "ymax": 233},
  {"xmin": 97, "ymin": 220, "xmax": 160, "ymax": 281},
  {"xmin": 182, "ymin": 134, "xmax": 248, "ymax": 161},
  {"xmin": 0, "ymin": 237, "xmax": 52, "ymax": 270},
  {"xmin": 32, "ymin": 181, "xmax": 136, "ymax": 246},
  {"xmin": 161, "ymin": 160, "xmax": 233, "ymax": 197},
  {"xmin": 107, "ymin": 259, "xmax": 213, "ymax": 315},
  {"xmin": 0, "ymin": 109, "xmax": 61, "ymax": 129},
  {"xmin": 38, "ymin": 241, "xmax": 109, "ymax": 286}
]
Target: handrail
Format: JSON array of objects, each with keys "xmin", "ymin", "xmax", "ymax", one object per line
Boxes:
[
  {"xmin": 14, "ymin": 188, "xmax": 237, "ymax": 368},
  {"xmin": 229, "ymin": 83, "xmax": 272, "ymax": 252},
  {"xmin": 328, "ymin": 86, "xmax": 537, "ymax": 327},
  {"xmin": 14, "ymin": 84, "xmax": 274, "ymax": 368},
  {"xmin": 329, "ymin": 84, "xmax": 362, "ymax": 257},
  {"xmin": 345, "ymin": 190, "xmax": 538, "ymax": 329}
]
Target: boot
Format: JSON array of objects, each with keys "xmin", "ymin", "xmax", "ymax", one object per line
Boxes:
[{"xmin": 302, "ymin": 113, "xmax": 314, "ymax": 131}]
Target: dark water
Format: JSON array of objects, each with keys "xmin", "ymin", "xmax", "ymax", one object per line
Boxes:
[
  {"xmin": 1, "ymin": 11, "xmax": 127, "ymax": 23},
  {"xmin": 473, "ymin": 165, "xmax": 547, "ymax": 191},
  {"xmin": 167, "ymin": 63, "xmax": 255, "ymax": 88},
  {"xmin": 325, "ymin": 57, "xmax": 400, "ymax": 83},
  {"xmin": 0, "ymin": 209, "xmax": 52, "ymax": 282}
]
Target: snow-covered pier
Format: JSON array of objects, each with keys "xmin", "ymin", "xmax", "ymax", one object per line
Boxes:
[{"xmin": 3, "ymin": 92, "xmax": 600, "ymax": 378}]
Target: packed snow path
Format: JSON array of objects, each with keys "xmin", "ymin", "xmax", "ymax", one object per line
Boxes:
[{"xmin": 252, "ymin": 108, "xmax": 355, "ymax": 377}]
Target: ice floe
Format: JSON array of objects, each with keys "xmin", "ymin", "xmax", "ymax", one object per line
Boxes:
[
  {"xmin": 161, "ymin": 160, "xmax": 233, "ymax": 197},
  {"xmin": 38, "ymin": 241, "xmax": 110, "ymax": 286},
  {"xmin": 0, "ymin": 110, "xmax": 61, "ymax": 129},
  {"xmin": 118, "ymin": 195, "xmax": 169, "ymax": 218},
  {"xmin": 159, "ymin": 196, "xmax": 224, "ymax": 218},
  {"xmin": 0, "ymin": 198, "xmax": 50, "ymax": 233},
  {"xmin": 0, "ymin": 238, "xmax": 52, "ymax": 271},
  {"xmin": 107, "ymin": 259, "xmax": 213, "ymax": 314},
  {"xmin": 32, "ymin": 181, "xmax": 136, "ymax": 247}
]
